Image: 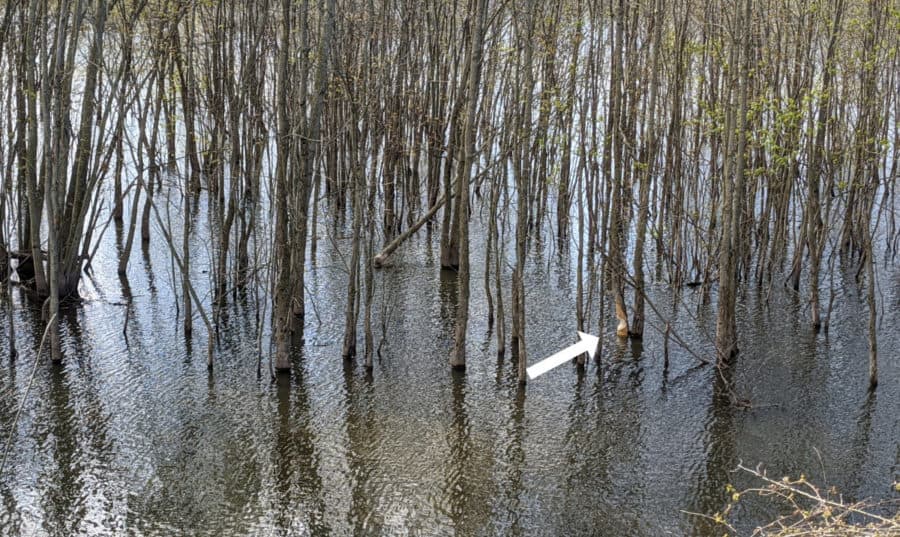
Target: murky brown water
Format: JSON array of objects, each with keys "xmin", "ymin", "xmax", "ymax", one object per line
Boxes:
[{"xmin": 1, "ymin": 192, "xmax": 898, "ymax": 536}]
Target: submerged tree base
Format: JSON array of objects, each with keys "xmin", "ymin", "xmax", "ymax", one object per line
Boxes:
[
  {"xmin": 449, "ymin": 348, "xmax": 466, "ymax": 370},
  {"xmin": 13, "ymin": 269, "xmax": 82, "ymax": 304}
]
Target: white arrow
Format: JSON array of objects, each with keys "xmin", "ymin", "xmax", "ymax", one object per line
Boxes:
[{"xmin": 526, "ymin": 331, "xmax": 600, "ymax": 380}]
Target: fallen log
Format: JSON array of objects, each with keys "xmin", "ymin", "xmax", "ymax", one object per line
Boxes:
[{"xmin": 373, "ymin": 193, "xmax": 449, "ymax": 268}]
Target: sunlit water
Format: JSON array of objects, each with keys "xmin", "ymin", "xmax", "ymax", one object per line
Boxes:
[{"xmin": 0, "ymin": 190, "xmax": 898, "ymax": 536}]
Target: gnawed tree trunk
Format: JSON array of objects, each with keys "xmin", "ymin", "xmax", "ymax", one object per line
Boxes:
[{"xmin": 605, "ymin": 0, "xmax": 629, "ymax": 339}]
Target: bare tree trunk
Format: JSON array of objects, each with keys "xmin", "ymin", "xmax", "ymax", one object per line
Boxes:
[
  {"xmin": 513, "ymin": 0, "xmax": 537, "ymax": 384},
  {"xmin": 864, "ymin": 220, "xmax": 877, "ymax": 390},
  {"xmin": 18, "ymin": 0, "xmax": 46, "ymax": 295},
  {"xmin": 715, "ymin": 0, "xmax": 751, "ymax": 364},
  {"xmin": 492, "ymin": 167, "xmax": 506, "ymax": 358},
  {"xmin": 182, "ymin": 188, "xmax": 192, "ymax": 338},
  {"xmin": 272, "ymin": 0, "xmax": 295, "ymax": 372},
  {"xmin": 631, "ymin": 0, "xmax": 662, "ymax": 339},
  {"xmin": 606, "ymin": 0, "xmax": 629, "ymax": 339},
  {"xmin": 290, "ymin": 0, "xmax": 335, "ymax": 325},
  {"xmin": 449, "ymin": 0, "xmax": 487, "ymax": 370},
  {"xmin": 342, "ymin": 123, "xmax": 364, "ymax": 359}
]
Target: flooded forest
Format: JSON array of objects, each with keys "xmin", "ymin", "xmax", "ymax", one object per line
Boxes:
[{"xmin": 1, "ymin": 0, "xmax": 899, "ymax": 535}]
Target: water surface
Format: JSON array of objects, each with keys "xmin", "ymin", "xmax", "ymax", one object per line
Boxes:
[{"xmin": 0, "ymin": 195, "xmax": 898, "ymax": 536}]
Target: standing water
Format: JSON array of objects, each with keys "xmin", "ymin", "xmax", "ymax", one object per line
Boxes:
[{"xmin": 0, "ymin": 194, "xmax": 897, "ymax": 536}]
